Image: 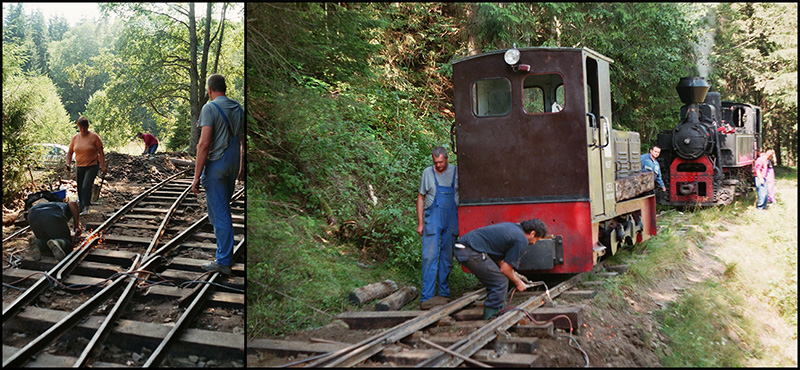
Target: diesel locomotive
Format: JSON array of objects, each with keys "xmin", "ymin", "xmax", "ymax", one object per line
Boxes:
[
  {"xmin": 656, "ymin": 77, "xmax": 763, "ymax": 206},
  {"xmin": 451, "ymin": 47, "xmax": 657, "ymax": 275}
]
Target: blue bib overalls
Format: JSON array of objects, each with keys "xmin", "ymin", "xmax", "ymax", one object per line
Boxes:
[
  {"xmin": 202, "ymin": 101, "xmax": 241, "ymax": 267},
  {"xmin": 421, "ymin": 168, "xmax": 458, "ymax": 302}
]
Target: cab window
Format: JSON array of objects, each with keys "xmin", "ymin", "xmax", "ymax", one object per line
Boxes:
[
  {"xmin": 473, "ymin": 78, "xmax": 511, "ymax": 117},
  {"xmin": 524, "ymin": 74, "xmax": 564, "ymax": 114}
]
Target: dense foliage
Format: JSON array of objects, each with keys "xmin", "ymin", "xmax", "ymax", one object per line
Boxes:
[{"xmin": 247, "ymin": 2, "xmax": 798, "ymax": 336}]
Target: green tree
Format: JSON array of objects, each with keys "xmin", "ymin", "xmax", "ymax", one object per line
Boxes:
[
  {"xmin": 3, "ymin": 47, "xmax": 71, "ymax": 206},
  {"xmin": 47, "ymin": 20, "xmax": 113, "ymax": 120},
  {"xmin": 47, "ymin": 15, "xmax": 69, "ymax": 43},
  {"xmin": 99, "ymin": 2, "xmax": 243, "ymax": 154},
  {"xmin": 713, "ymin": 3, "xmax": 798, "ymax": 166},
  {"xmin": 27, "ymin": 10, "xmax": 49, "ymax": 75}
]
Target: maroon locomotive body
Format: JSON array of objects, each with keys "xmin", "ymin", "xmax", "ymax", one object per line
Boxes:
[{"xmin": 452, "ymin": 47, "xmax": 657, "ymax": 274}]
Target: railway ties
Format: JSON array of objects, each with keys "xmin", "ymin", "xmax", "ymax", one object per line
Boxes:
[
  {"xmin": 2, "ymin": 171, "xmax": 246, "ymax": 367},
  {"xmin": 254, "ymin": 262, "xmax": 626, "ymax": 368}
]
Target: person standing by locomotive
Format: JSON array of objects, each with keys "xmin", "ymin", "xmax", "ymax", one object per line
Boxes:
[
  {"xmin": 416, "ymin": 146, "xmax": 458, "ymax": 310},
  {"xmin": 66, "ymin": 116, "xmax": 107, "ymax": 215},
  {"xmin": 641, "ymin": 146, "xmax": 666, "ymax": 193},
  {"xmin": 765, "ymin": 149, "xmax": 776, "ymax": 204},
  {"xmin": 754, "ymin": 150, "xmax": 771, "ymax": 210},
  {"xmin": 454, "ymin": 218, "xmax": 547, "ymax": 320},
  {"xmin": 191, "ymin": 74, "xmax": 244, "ymax": 275}
]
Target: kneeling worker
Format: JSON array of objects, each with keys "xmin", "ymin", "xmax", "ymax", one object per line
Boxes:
[
  {"xmin": 454, "ymin": 218, "xmax": 547, "ymax": 320},
  {"xmin": 28, "ymin": 199, "xmax": 81, "ymax": 261}
]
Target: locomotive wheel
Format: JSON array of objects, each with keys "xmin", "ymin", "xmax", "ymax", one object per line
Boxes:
[
  {"xmin": 715, "ymin": 185, "xmax": 735, "ymax": 206},
  {"xmin": 609, "ymin": 225, "xmax": 623, "ymax": 255}
]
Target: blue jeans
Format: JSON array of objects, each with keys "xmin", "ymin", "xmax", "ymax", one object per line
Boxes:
[
  {"xmin": 146, "ymin": 143, "xmax": 158, "ymax": 154},
  {"xmin": 755, "ymin": 177, "xmax": 768, "ymax": 209},
  {"xmin": 201, "ymin": 137, "xmax": 239, "ymax": 266}
]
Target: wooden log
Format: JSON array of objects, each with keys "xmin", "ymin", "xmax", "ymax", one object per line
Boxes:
[
  {"xmin": 348, "ymin": 279, "xmax": 398, "ymax": 305},
  {"xmin": 615, "ymin": 171, "xmax": 655, "ymax": 202},
  {"xmin": 169, "ymin": 158, "xmax": 195, "ymax": 167},
  {"xmin": 375, "ymin": 285, "xmax": 418, "ymax": 311}
]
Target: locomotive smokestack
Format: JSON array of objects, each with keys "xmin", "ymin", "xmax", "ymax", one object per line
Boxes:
[{"xmin": 676, "ymin": 77, "xmax": 710, "ymax": 105}]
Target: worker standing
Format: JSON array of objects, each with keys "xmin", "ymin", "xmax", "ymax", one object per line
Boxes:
[
  {"xmin": 66, "ymin": 116, "xmax": 106, "ymax": 215},
  {"xmin": 191, "ymin": 74, "xmax": 244, "ymax": 275},
  {"xmin": 641, "ymin": 145, "xmax": 666, "ymax": 195},
  {"xmin": 454, "ymin": 219, "xmax": 547, "ymax": 320},
  {"xmin": 416, "ymin": 146, "xmax": 458, "ymax": 310},
  {"xmin": 137, "ymin": 132, "xmax": 159, "ymax": 155}
]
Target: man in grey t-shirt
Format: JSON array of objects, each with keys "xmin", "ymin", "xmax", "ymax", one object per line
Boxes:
[
  {"xmin": 416, "ymin": 146, "xmax": 458, "ymax": 309},
  {"xmin": 191, "ymin": 74, "xmax": 244, "ymax": 275}
]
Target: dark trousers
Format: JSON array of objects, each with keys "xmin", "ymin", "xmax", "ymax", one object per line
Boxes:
[
  {"xmin": 454, "ymin": 245, "xmax": 508, "ymax": 309},
  {"xmin": 76, "ymin": 164, "xmax": 99, "ymax": 210},
  {"xmin": 28, "ymin": 203, "xmax": 73, "ymax": 256}
]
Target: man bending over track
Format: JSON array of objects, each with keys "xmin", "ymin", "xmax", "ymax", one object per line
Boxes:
[{"xmin": 454, "ymin": 218, "xmax": 547, "ymax": 320}]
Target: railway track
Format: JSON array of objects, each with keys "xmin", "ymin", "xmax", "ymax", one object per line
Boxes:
[
  {"xmin": 2, "ymin": 171, "xmax": 246, "ymax": 367},
  {"xmin": 250, "ymin": 262, "xmax": 627, "ymax": 367}
]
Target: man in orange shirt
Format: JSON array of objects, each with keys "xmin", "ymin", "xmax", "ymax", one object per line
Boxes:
[{"xmin": 66, "ymin": 116, "xmax": 107, "ymax": 214}]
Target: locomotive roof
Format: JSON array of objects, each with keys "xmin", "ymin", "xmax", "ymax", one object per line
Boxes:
[{"xmin": 451, "ymin": 47, "xmax": 614, "ymax": 65}]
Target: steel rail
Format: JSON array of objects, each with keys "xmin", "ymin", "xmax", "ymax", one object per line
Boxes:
[
  {"xmin": 73, "ymin": 185, "xmax": 243, "ymax": 367},
  {"xmin": 2, "ymin": 254, "xmax": 142, "ymax": 368},
  {"xmin": 144, "ymin": 237, "xmax": 246, "ymax": 367},
  {"xmin": 57, "ymin": 170, "xmax": 190, "ymax": 280},
  {"xmin": 2, "ymin": 171, "xmax": 188, "ymax": 322},
  {"xmin": 420, "ymin": 266, "xmax": 599, "ymax": 367},
  {"xmin": 2, "ymin": 225, "xmax": 30, "ymax": 243},
  {"xmin": 72, "ymin": 182, "xmax": 194, "ymax": 367},
  {"xmin": 304, "ymin": 288, "xmax": 487, "ymax": 368}
]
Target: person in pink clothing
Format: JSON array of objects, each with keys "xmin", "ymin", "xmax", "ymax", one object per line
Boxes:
[
  {"xmin": 753, "ymin": 150, "xmax": 771, "ymax": 210},
  {"xmin": 137, "ymin": 132, "xmax": 159, "ymax": 155},
  {"xmin": 765, "ymin": 149, "xmax": 776, "ymax": 203}
]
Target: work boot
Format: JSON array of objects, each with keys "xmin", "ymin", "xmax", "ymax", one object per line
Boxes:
[
  {"xmin": 47, "ymin": 239, "xmax": 67, "ymax": 261},
  {"xmin": 202, "ymin": 260, "xmax": 232, "ymax": 275},
  {"xmin": 483, "ymin": 306, "xmax": 502, "ymax": 320}
]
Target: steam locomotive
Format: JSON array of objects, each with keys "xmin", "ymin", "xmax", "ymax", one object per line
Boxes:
[
  {"xmin": 656, "ymin": 77, "xmax": 762, "ymax": 206},
  {"xmin": 451, "ymin": 47, "xmax": 657, "ymax": 274}
]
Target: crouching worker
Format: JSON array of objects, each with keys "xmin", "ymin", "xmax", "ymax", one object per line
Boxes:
[
  {"xmin": 28, "ymin": 200, "xmax": 81, "ymax": 261},
  {"xmin": 454, "ymin": 218, "xmax": 547, "ymax": 320}
]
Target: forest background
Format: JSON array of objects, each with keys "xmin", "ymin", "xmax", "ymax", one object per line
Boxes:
[
  {"xmin": 2, "ymin": 2, "xmax": 244, "ymax": 206},
  {"xmin": 248, "ymin": 1, "xmax": 797, "ymax": 338}
]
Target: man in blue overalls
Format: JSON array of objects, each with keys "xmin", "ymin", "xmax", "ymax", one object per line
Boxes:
[
  {"xmin": 416, "ymin": 146, "xmax": 458, "ymax": 310},
  {"xmin": 191, "ymin": 74, "xmax": 244, "ymax": 275}
]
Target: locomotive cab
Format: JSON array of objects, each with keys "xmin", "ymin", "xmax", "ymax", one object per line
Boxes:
[{"xmin": 452, "ymin": 47, "xmax": 657, "ymax": 274}]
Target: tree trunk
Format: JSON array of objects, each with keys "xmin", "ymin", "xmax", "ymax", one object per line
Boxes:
[
  {"xmin": 348, "ymin": 280, "xmax": 398, "ymax": 306},
  {"xmin": 189, "ymin": 3, "xmax": 200, "ymax": 156},
  {"xmin": 375, "ymin": 286, "xmax": 418, "ymax": 311},
  {"xmin": 189, "ymin": 4, "xmax": 214, "ymax": 156}
]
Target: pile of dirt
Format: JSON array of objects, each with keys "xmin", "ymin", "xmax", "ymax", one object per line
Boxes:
[{"xmin": 105, "ymin": 152, "xmax": 195, "ymax": 184}]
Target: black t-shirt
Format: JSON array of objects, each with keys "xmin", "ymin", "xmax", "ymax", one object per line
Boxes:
[{"xmin": 457, "ymin": 222, "xmax": 529, "ymax": 269}]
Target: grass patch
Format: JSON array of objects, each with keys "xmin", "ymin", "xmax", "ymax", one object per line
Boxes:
[
  {"xmin": 246, "ymin": 186, "xmax": 482, "ymax": 338},
  {"xmin": 656, "ymin": 280, "xmax": 757, "ymax": 367},
  {"xmin": 611, "ymin": 171, "xmax": 797, "ymax": 367}
]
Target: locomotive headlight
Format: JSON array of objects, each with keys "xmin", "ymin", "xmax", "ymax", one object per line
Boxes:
[{"xmin": 504, "ymin": 47, "xmax": 520, "ymax": 66}]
